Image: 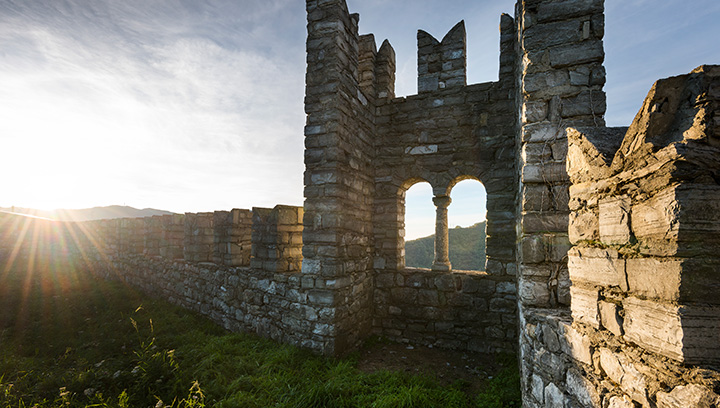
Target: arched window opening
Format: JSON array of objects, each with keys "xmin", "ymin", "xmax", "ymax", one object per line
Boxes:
[
  {"xmin": 403, "ymin": 181, "xmax": 435, "ymax": 269},
  {"xmin": 448, "ymin": 179, "xmax": 487, "ymax": 271}
]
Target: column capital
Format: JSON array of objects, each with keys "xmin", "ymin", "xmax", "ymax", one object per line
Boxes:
[{"xmin": 432, "ymin": 195, "xmax": 452, "ymax": 208}]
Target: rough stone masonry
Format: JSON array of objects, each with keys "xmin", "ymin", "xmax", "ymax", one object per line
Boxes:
[{"xmin": 1, "ymin": 0, "xmax": 719, "ymax": 407}]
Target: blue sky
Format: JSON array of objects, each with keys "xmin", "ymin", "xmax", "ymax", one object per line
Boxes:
[{"xmin": 1, "ymin": 0, "xmax": 718, "ymax": 239}]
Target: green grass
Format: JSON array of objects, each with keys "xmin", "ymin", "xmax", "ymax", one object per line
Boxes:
[{"xmin": 0, "ymin": 253, "xmax": 519, "ymax": 407}]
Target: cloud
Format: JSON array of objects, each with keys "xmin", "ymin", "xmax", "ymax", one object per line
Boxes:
[{"xmin": 0, "ymin": 0, "xmax": 306, "ymax": 212}]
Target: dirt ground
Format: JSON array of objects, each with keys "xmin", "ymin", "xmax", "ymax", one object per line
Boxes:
[{"xmin": 356, "ymin": 340, "xmax": 514, "ymax": 394}]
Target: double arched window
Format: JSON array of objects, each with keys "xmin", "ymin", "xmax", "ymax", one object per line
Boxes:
[{"xmin": 402, "ymin": 178, "xmax": 486, "ymax": 271}]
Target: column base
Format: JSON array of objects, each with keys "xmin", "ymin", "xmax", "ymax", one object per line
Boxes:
[{"xmin": 431, "ymin": 261, "xmax": 452, "ymax": 272}]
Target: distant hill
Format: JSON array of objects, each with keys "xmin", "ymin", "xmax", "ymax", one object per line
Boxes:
[
  {"xmin": 405, "ymin": 222, "xmax": 486, "ymax": 271},
  {"xmin": 0, "ymin": 205, "xmax": 176, "ymax": 222}
]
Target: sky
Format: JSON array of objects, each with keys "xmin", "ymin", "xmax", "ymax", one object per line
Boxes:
[{"xmin": 1, "ymin": 0, "xmax": 718, "ymax": 240}]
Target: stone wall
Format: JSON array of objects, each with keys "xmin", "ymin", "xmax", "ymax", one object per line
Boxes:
[
  {"xmin": 301, "ymin": 0, "xmax": 382, "ymax": 355},
  {"xmin": 0, "ymin": 201, "xmax": 517, "ymax": 357},
  {"xmin": 519, "ymin": 64, "xmax": 720, "ymax": 406},
  {"xmin": 251, "ymin": 206, "xmax": 303, "ymax": 272},
  {"xmin": 513, "ymin": 0, "xmax": 609, "ymax": 405},
  {"xmin": 214, "ymin": 209, "xmax": 252, "ymax": 267},
  {"xmin": 374, "ymin": 268, "xmax": 516, "ymax": 353}
]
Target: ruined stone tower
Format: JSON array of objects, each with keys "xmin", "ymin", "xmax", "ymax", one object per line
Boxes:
[{"xmin": 303, "ymin": 0, "xmax": 720, "ymax": 406}]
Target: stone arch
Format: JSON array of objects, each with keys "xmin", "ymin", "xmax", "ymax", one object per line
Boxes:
[
  {"xmin": 446, "ymin": 176, "xmax": 487, "ymax": 271},
  {"xmin": 373, "ymin": 175, "xmax": 431, "ymax": 272},
  {"xmin": 400, "ymin": 178, "xmax": 435, "ymax": 268}
]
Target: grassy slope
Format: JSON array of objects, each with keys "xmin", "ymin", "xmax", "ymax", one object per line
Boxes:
[
  {"xmin": 405, "ymin": 222, "xmax": 486, "ymax": 270},
  {"xmin": 0, "ymin": 254, "xmax": 518, "ymax": 408}
]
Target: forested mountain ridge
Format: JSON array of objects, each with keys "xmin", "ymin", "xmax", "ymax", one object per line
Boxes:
[{"xmin": 405, "ymin": 222, "xmax": 486, "ymax": 271}]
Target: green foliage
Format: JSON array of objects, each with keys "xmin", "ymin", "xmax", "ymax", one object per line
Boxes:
[
  {"xmin": 474, "ymin": 355, "xmax": 522, "ymax": 408},
  {"xmin": 406, "ymin": 222, "xmax": 486, "ymax": 270},
  {"xmin": 0, "ymin": 257, "xmax": 519, "ymax": 407}
]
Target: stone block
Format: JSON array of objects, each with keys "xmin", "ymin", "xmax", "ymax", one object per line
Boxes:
[
  {"xmin": 548, "ymin": 235, "xmax": 571, "ymax": 263},
  {"xmin": 434, "ymin": 275, "xmax": 457, "ymax": 292},
  {"xmin": 522, "ymin": 122, "xmax": 566, "ymax": 143},
  {"xmin": 656, "ymin": 384, "xmax": 720, "ymax": 408},
  {"xmin": 626, "ymin": 257, "xmax": 685, "ymax": 302},
  {"xmin": 522, "ymin": 162, "xmax": 569, "ymax": 183},
  {"xmin": 638, "ymin": 185, "xmax": 720, "ymax": 256},
  {"xmin": 568, "ymin": 247, "xmax": 627, "ymax": 290},
  {"xmin": 523, "ymin": 70, "xmax": 570, "ymax": 94},
  {"xmin": 522, "ymin": 185, "xmax": 553, "ymax": 212},
  {"xmin": 561, "ymin": 90, "xmax": 606, "ymax": 118},
  {"xmin": 308, "ymin": 289, "xmax": 334, "ymax": 306},
  {"xmin": 519, "ymin": 277, "xmax": 551, "ymax": 307},
  {"xmin": 523, "ymin": 19, "xmax": 584, "ymax": 49},
  {"xmin": 568, "ymin": 209, "xmax": 599, "ymax": 244},
  {"xmin": 623, "ymin": 297, "xmax": 683, "ymax": 361},
  {"xmin": 631, "ymin": 187, "xmax": 679, "ymax": 250},
  {"xmin": 548, "ymin": 40, "xmax": 604, "ymax": 68},
  {"xmin": 570, "ymin": 285, "xmax": 599, "ymax": 328},
  {"xmin": 418, "ymin": 289, "xmax": 439, "ymax": 306},
  {"xmin": 598, "ymin": 300, "xmax": 623, "ymax": 336},
  {"xmin": 520, "ymin": 264, "xmax": 553, "ymax": 278},
  {"xmin": 535, "ymin": 0, "xmax": 603, "ymax": 23},
  {"xmin": 623, "ymin": 297, "xmax": 720, "ymax": 364},
  {"xmin": 490, "ymin": 297, "xmax": 516, "ymax": 313},
  {"xmin": 541, "ymin": 324, "xmax": 561, "ymax": 352},
  {"xmin": 521, "ymin": 212, "xmax": 569, "ymax": 233},
  {"xmin": 566, "ymin": 368, "xmax": 600, "ymax": 408},
  {"xmin": 599, "ymin": 196, "xmax": 631, "ymax": 245},
  {"xmin": 496, "ymin": 281, "xmax": 516, "ymax": 295},
  {"xmin": 521, "ymin": 235, "xmax": 546, "ymax": 264},
  {"xmin": 522, "ymin": 142, "xmax": 553, "ymax": 164},
  {"xmin": 522, "ymin": 100, "xmax": 548, "ymax": 123},
  {"xmin": 530, "ymin": 374, "xmax": 545, "ymax": 404},
  {"xmin": 391, "ymin": 287, "xmax": 418, "ymax": 303},
  {"xmin": 544, "ymin": 382, "xmax": 567, "ymax": 408},
  {"xmin": 598, "ymin": 348, "xmax": 649, "ymax": 406},
  {"xmin": 607, "ymin": 395, "xmax": 635, "ymax": 408},
  {"xmin": 559, "ymin": 322, "xmax": 593, "ymax": 365}
]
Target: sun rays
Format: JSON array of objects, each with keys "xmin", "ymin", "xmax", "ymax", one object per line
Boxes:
[{"xmin": 0, "ymin": 212, "xmax": 122, "ymax": 335}]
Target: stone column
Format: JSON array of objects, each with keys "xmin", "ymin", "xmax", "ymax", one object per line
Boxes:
[{"xmin": 432, "ymin": 195, "xmax": 451, "ymax": 271}]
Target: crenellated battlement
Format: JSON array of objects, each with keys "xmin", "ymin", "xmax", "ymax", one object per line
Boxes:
[
  {"xmin": 417, "ymin": 21, "xmax": 467, "ymax": 92},
  {"xmin": 358, "ymin": 34, "xmax": 396, "ymax": 100}
]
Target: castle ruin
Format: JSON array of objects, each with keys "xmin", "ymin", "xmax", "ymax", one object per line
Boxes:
[{"xmin": 2, "ymin": 0, "xmax": 719, "ymax": 406}]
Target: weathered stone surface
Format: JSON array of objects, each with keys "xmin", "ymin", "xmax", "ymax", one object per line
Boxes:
[
  {"xmin": 559, "ymin": 322, "xmax": 593, "ymax": 365},
  {"xmin": 520, "ymin": 277, "xmax": 552, "ymax": 307},
  {"xmin": 656, "ymin": 384, "xmax": 720, "ymax": 408},
  {"xmin": 598, "ymin": 348, "xmax": 649, "ymax": 406},
  {"xmin": 568, "ymin": 209, "xmax": 599, "ymax": 244},
  {"xmin": 531, "ymin": 374, "xmax": 545, "ymax": 404},
  {"xmin": 570, "ymin": 285, "xmax": 599, "ymax": 328},
  {"xmin": 613, "ymin": 65, "xmax": 720, "ymax": 173},
  {"xmin": 565, "ymin": 126, "xmax": 625, "ymax": 183},
  {"xmin": 598, "ymin": 196, "xmax": 631, "ymax": 245},
  {"xmin": 568, "ymin": 247, "xmax": 627, "ymax": 290},
  {"xmin": 599, "ymin": 300, "xmax": 623, "ymax": 336},
  {"xmin": 607, "ymin": 395, "xmax": 635, "ymax": 408},
  {"xmin": 622, "ymin": 297, "xmax": 684, "ymax": 361},
  {"xmin": 566, "ymin": 368, "xmax": 600, "ymax": 407},
  {"xmin": 544, "ymin": 382, "xmax": 567, "ymax": 407},
  {"xmin": 626, "ymin": 258, "xmax": 682, "ymax": 301}
]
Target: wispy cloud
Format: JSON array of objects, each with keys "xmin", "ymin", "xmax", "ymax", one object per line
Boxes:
[{"xmin": 0, "ymin": 0, "xmax": 306, "ymax": 212}]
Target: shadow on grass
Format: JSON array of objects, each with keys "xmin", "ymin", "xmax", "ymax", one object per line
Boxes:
[{"xmin": 0, "ymin": 254, "xmax": 520, "ymax": 407}]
